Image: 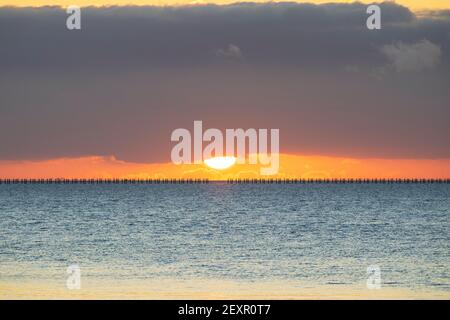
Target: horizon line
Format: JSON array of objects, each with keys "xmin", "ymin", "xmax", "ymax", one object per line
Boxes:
[{"xmin": 1, "ymin": 178, "xmax": 450, "ymax": 184}]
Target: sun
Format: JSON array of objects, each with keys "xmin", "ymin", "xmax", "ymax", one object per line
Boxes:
[{"xmin": 204, "ymin": 156, "xmax": 236, "ymax": 170}]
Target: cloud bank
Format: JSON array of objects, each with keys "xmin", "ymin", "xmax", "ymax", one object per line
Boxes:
[{"xmin": 0, "ymin": 3, "xmax": 449, "ymax": 163}]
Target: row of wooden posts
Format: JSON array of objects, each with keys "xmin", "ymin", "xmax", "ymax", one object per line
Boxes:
[{"xmin": 0, "ymin": 178, "xmax": 449, "ymax": 184}]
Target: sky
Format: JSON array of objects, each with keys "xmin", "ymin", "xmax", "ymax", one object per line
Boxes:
[
  {"xmin": 0, "ymin": 2, "xmax": 449, "ymax": 178},
  {"xmin": 1, "ymin": 1, "xmax": 450, "ymax": 10}
]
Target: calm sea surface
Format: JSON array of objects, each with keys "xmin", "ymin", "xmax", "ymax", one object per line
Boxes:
[{"xmin": 0, "ymin": 183, "xmax": 449, "ymax": 297}]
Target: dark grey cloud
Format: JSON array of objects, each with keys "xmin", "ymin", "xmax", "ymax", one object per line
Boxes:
[
  {"xmin": 0, "ymin": 2, "xmax": 429, "ymax": 69},
  {"xmin": 0, "ymin": 3, "xmax": 449, "ymax": 162}
]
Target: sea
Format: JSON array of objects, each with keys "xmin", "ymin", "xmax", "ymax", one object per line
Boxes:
[{"xmin": 0, "ymin": 183, "xmax": 449, "ymax": 298}]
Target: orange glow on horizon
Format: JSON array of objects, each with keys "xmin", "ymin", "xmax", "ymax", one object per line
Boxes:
[{"xmin": 1, "ymin": 154, "xmax": 450, "ymax": 180}]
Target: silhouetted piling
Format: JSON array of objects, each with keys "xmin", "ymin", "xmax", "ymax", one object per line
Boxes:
[
  {"xmin": 0, "ymin": 178, "xmax": 210, "ymax": 184},
  {"xmin": 0, "ymin": 178, "xmax": 449, "ymax": 185},
  {"xmin": 225, "ymin": 178, "xmax": 449, "ymax": 184}
]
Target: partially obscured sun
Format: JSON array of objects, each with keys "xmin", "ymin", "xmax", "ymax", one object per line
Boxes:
[{"xmin": 204, "ymin": 156, "xmax": 236, "ymax": 170}]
